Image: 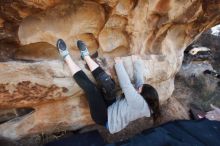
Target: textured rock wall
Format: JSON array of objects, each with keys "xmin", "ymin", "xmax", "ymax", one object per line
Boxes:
[{"xmin": 0, "ymin": 0, "xmax": 220, "ymax": 139}]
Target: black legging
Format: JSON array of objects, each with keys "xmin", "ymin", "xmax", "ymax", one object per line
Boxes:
[{"xmin": 73, "ymin": 67, "xmax": 114, "ymax": 125}]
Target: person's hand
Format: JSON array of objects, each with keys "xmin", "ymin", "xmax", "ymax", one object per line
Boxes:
[
  {"xmin": 205, "ymin": 104, "xmax": 220, "ymax": 121},
  {"xmin": 114, "ymin": 57, "xmax": 122, "ymax": 64},
  {"xmin": 131, "ymin": 55, "xmax": 141, "ymax": 62},
  {"xmin": 131, "ymin": 55, "xmax": 138, "ymax": 62}
]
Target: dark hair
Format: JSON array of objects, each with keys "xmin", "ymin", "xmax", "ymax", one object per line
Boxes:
[{"xmin": 140, "ymin": 84, "xmax": 160, "ymax": 122}]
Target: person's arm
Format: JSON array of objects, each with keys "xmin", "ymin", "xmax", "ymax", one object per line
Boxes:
[{"xmin": 114, "ymin": 58, "xmax": 148, "ymax": 109}]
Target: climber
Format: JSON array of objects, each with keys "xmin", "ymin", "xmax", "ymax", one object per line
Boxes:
[{"xmin": 56, "ymin": 39, "xmax": 160, "ymax": 134}]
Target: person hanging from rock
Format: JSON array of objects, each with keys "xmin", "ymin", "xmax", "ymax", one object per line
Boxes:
[{"xmin": 56, "ymin": 39, "xmax": 160, "ymax": 134}]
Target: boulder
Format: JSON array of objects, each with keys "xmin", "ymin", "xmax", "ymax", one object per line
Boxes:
[
  {"xmin": 0, "ymin": 97, "xmax": 93, "ymax": 139},
  {"xmin": 0, "ymin": 0, "xmax": 220, "ymax": 140},
  {"xmin": 18, "ymin": 1, "xmax": 105, "ymax": 48},
  {"xmin": 160, "ymin": 97, "xmax": 190, "ymax": 124},
  {"xmin": 22, "ymin": 0, "xmax": 63, "ymax": 9}
]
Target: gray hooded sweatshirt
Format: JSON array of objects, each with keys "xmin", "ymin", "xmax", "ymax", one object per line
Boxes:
[{"xmin": 107, "ymin": 60, "xmax": 151, "ymax": 134}]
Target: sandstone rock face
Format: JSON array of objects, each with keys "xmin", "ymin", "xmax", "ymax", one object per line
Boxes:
[
  {"xmin": 0, "ymin": 97, "xmax": 93, "ymax": 139},
  {"xmin": 0, "ymin": 60, "xmax": 78, "ymax": 108},
  {"xmin": 22, "ymin": 0, "xmax": 63, "ymax": 9},
  {"xmin": 160, "ymin": 97, "xmax": 190, "ymax": 124},
  {"xmin": 18, "ymin": 1, "xmax": 105, "ymax": 50},
  {"xmin": 0, "ymin": 0, "xmax": 220, "ymax": 139}
]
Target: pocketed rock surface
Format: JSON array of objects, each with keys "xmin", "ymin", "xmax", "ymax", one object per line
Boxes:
[{"xmin": 0, "ymin": 0, "xmax": 220, "ymax": 140}]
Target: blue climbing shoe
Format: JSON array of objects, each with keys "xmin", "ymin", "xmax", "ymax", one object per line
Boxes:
[
  {"xmin": 56, "ymin": 39, "xmax": 69, "ymax": 59},
  {"xmin": 77, "ymin": 40, "xmax": 90, "ymax": 60}
]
